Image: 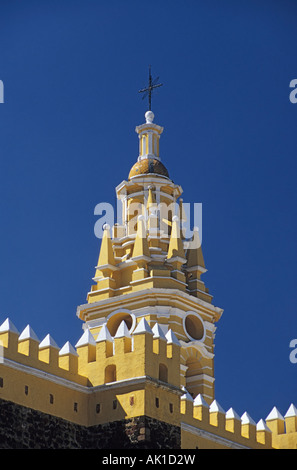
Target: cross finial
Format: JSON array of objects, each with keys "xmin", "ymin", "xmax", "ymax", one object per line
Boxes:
[{"xmin": 139, "ymin": 65, "xmax": 163, "ymax": 111}]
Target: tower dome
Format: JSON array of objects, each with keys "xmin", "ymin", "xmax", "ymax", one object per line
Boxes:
[{"xmin": 128, "ymin": 157, "xmax": 169, "ymax": 179}]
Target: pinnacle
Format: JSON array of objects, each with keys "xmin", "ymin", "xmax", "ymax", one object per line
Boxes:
[
  {"xmin": 39, "ymin": 334, "xmax": 59, "ymax": 350},
  {"xmin": 132, "ymin": 215, "xmax": 150, "ymax": 259},
  {"xmin": 59, "ymin": 341, "xmax": 78, "ymax": 356},
  {"xmin": 75, "ymin": 329, "xmax": 96, "ymax": 348},
  {"xmin": 0, "ymin": 318, "xmax": 19, "ymax": 334},
  {"xmin": 209, "ymin": 400, "xmax": 225, "ymax": 414},
  {"xmin": 225, "ymin": 407, "xmax": 241, "ymax": 420},
  {"xmin": 186, "ymin": 226, "xmax": 205, "ymax": 269},
  {"xmin": 19, "ymin": 325, "xmax": 39, "ymax": 342},
  {"xmin": 241, "ymin": 411, "xmax": 256, "ymax": 425},
  {"xmin": 285, "ymin": 403, "xmax": 297, "ymax": 418},
  {"xmin": 152, "ymin": 323, "xmax": 167, "ymax": 340},
  {"xmin": 194, "ymin": 394, "xmax": 209, "ymax": 408},
  {"xmin": 165, "ymin": 329, "xmax": 180, "ymax": 345},
  {"xmin": 133, "ymin": 318, "xmax": 153, "ymax": 335},
  {"xmin": 256, "ymin": 419, "xmax": 271, "ymax": 432},
  {"xmin": 114, "ymin": 320, "xmax": 131, "ymax": 339},
  {"xmin": 181, "ymin": 387, "xmax": 194, "ymax": 402},
  {"xmin": 167, "ymin": 215, "xmax": 186, "ymax": 260},
  {"xmin": 266, "ymin": 406, "xmax": 284, "ymax": 421},
  {"xmin": 96, "ymin": 324, "xmax": 113, "ymax": 343},
  {"xmin": 96, "ymin": 223, "xmax": 116, "ymax": 268}
]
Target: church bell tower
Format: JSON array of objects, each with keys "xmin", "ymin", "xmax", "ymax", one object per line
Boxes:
[{"xmin": 76, "ymin": 107, "xmax": 223, "ymax": 404}]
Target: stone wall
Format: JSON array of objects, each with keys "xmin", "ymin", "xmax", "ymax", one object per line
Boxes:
[{"xmin": 0, "ymin": 398, "xmax": 180, "ymax": 449}]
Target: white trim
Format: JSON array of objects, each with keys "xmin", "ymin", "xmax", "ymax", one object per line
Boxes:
[
  {"xmin": 2, "ymin": 357, "xmax": 89, "ymax": 393},
  {"xmin": 183, "ymin": 311, "xmax": 206, "ymax": 343},
  {"xmin": 78, "ymin": 288, "xmax": 223, "ymax": 318},
  {"xmin": 181, "ymin": 422, "xmax": 250, "ymax": 449},
  {"xmin": 180, "ymin": 340, "xmax": 214, "ymax": 360},
  {"xmin": 1, "ymin": 357, "xmax": 183, "ymax": 397}
]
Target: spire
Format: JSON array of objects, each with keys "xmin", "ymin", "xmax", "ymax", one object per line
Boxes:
[
  {"xmin": 146, "ymin": 186, "xmax": 156, "ymax": 211},
  {"xmin": 186, "ymin": 227, "xmax": 205, "ymax": 269},
  {"xmin": 132, "ymin": 215, "xmax": 150, "ymax": 260},
  {"xmin": 96, "ymin": 224, "xmax": 116, "ymax": 269},
  {"xmin": 167, "ymin": 216, "xmax": 186, "ymax": 260}
]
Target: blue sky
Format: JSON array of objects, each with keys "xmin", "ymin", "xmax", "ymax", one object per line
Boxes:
[{"xmin": 0, "ymin": 0, "xmax": 296, "ymax": 424}]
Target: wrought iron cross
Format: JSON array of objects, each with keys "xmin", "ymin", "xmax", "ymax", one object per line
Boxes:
[{"xmin": 139, "ymin": 65, "xmax": 163, "ymax": 111}]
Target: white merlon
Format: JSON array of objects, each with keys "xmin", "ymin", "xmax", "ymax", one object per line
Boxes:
[
  {"xmin": 75, "ymin": 329, "xmax": 96, "ymax": 348},
  {"xmin": 0, "ymin": 318, "xmax": 19, "ymax": 334},
  {"xmin": 152, "ymin": 323, "xmax": 167, "ymax": 340},
  {"xmin": 114, "ymin": 320, "xmax": 131, "ymax": 339},
  {"xmin": 284, "ymin": 403, "xmax": 297, "ymax": 418},
  {"xmin": 225, "ymin": 407, "xmax": 241, "ymax": 421},
  {"xmin": 165, "ymin": 329, "xmax": 180, "ymax": 345},
  {"xmin": 59, "ymin": 341, "xmax": 78, "ymax": 356},
  {"xmin": 96, "ymin": 324, "xmax": 113, "ymax": 343},
  {"xmin": 266, "ymin": 406, "xmax": 284, "ymax": 421},
  {"xmin": 133, "ymin": 318, "xmax": 153, "ymax": 335},
  {"xmin": 241, "ymin": 412, "xmax": 256, "ymax": 426},
  {"xmin": 181, "ymin": 387, "xmax": 194, "ymax": 402},
  {"xmin": 39, "ymin": 334, "xmax": 59, "ymax": 350},
  {"xmin": 256, "ymin": 419, "xmax": 272, "ymax": 432},
  {"xmin": 209, "ymin": 400, "xmax": 225, "ymax": 414},
  {"xmin": 19, "ymin": 325, "xmax": 39, "ymax": 342},
  {"xmin": 194, "ymin": 393, "xmax": 209, "ymax": 408}
]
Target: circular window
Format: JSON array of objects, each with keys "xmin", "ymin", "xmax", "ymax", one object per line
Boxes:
[
  {"xmin": 184, "ymin": 313, "xmax": 204, "ymax": 341},
  {"xmin": 107, "ymin": 311, "xmax": 134, "ymax": 337}
]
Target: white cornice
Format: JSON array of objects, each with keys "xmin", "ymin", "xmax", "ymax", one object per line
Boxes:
[{"xmin": 78, "ymin": 288, "xmax": 223, "ymax": 321}]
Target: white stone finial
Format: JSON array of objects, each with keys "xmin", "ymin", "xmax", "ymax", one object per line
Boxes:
[
  {"xmin": 145, "ymin": 110, "xmax": 154, "ymax": 124},
  {"xmin": 0, "ymin": 318, "xmax": 19, "ymax": 334},
  {"xmin": 39, "ymin": 334, "xmax": 59, "ymax": 350},
  {"xmin": 59, "ymin": 341, "xmax": 78, "ymax": 356},
  {"xmin": 226, "ymin": 407, "xmax": 241, "ymax": 420},
  {"xmin": 75, "ymin": 329, "xmax": 96, "ymax": 348},
  {"xmin": 19, "ymin": 325, "xmax": 39, "ymax": 342},
  {"xmin": 266, "ymin": 406, "xmax": 284, "ymax": 421},
  {"xmin": 285, "ymin": 403, "xmax": 297, "ymax": 418},
  {"xmin": 194, "ymin": 394, "xmax": 209, "ymax": 408},
  {"xmin": 209, "ymin": 400, "xmax": 225, "ymax": 414},
  {"xmin": 133, "ymin": 318, "xmax": 153, "ymax": 335},
  {"xmin": 241, "ymin": 411, "xmax": 256, "ymax": 425},
  {"xmin": 114, "ymin": 320, "xmax": 131, "ymax": 338},
  {"xmin": 96, "ymin": 324, "xmax": 113, "ymax": 343}
]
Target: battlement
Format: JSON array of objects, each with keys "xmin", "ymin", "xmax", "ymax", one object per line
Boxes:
[
  {"xmin": 0, "ymin": 317, "xmax": 181, "ymax": 389},
  {"xmin": 0, "ymin": 318, "xmax": 86, "ymax": 385},
  {"xmin": 75, "ymin": 317, "xmax": 181, "ymax": 389},
  {"xmin": 1, "ymin": 316, "xmax": 296, "ymax": 448},
  {"xmin": 180, "ymin": 392, "xmax": 297, "ymax": 449},
  {"xmin": 0, "ymin": 316, "xmax": 182, "ymax": 427}
]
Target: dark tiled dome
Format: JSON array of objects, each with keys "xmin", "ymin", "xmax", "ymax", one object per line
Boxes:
[{"xmin": 129, "ymin": 158, "xmax": 169, "ymax": 179}]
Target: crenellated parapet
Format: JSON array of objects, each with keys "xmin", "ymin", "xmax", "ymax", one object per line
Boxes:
[
  {"xmin": 74, "ymin": 317, "xmax": 181, "ymax": 389},
  {"xmin": 0, "ymin": 316, "xmax": 182, "ymax": 390},
  {"xmin": 0, "ymin": 316, "xmax": 296, "ymax": 448},
  {"xmin": 180, "ymin": 391, "xmax": 297, "ymax": 449},
  {"xmin": 0, "ymin": 316, "xmax": 183, "ymax": 426},
  {"xmin": 0, "ymin": 318, "xmax": 83, "ymax": 383}
]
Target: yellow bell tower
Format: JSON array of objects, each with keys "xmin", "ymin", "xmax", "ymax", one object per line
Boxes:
[
  {"xmin": 1, "ymin": 104, "xmax": 296, "ymax": 449},
  {"xmin": 77, "ymin": 110, "xmax": 223, "ymax": 404}
]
